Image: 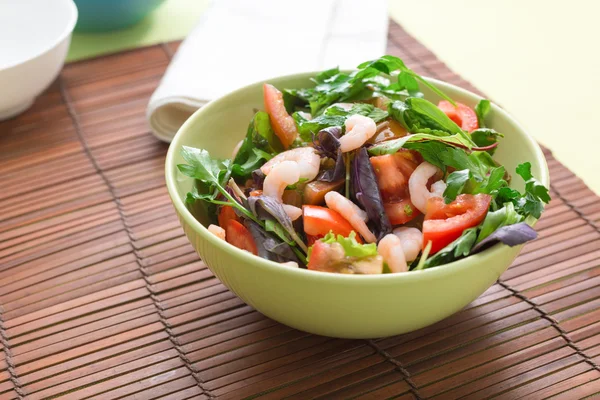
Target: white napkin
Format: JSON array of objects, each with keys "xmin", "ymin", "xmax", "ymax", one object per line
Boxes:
[{"xmin": 147, "ymin": 0, "xmax": 389, "ymax": 142}]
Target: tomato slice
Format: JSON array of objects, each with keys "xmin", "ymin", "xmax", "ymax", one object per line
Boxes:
[
  {"xmin": 456, "ymin": 103, "xmax": 479, "ymax": 132},
  {"xmin": 225, "ymin": 220, "xmax": 258, "ymax": 255},
  {"xmin": 306, "ymin": 234, "xmax": 324, "ymax": 246},
  {"xmin": 384, "ymin": 198, "xmax": 420, "ymax": 225},
  {"xmin": 263, "ymin": 83, "xmax": 298, "ymax": 149},
  {"xmin": 438, "ymin": 100, "xmax": 461, "ymax": 125},
  {"xmin": 218, "ymin": 205, "xmax": 239, "ymax": 229},
  {"xmin": 438, "ymin": 101, "xmax": 479, "ymax": 132},
  {"xmin": 303, "ymin": 205, "xmax": 359, "ymax": 241},
  {"xmin": 370, "ymin": 150, "xmax": 420, "ymax": 202},
  {"xmin": 423, "ymin": 194, "xmax": 492, "ymax": 254},
  {"xmin": 307, "ymin": 240, "xmax": 341, "ymax": 272}
]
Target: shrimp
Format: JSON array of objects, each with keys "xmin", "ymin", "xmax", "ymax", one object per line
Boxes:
[
  {"xmin": 409, "ymin": 162, "xmax": 447, "ymax": 214},
  {"xmin": 283, "ymin": 204, "xmax": 302, "ymax": 221},
  {"xmin": 261, "ymin": 147, "xmax": 320, "ymax": 181},
  {"xmin": 393, "ymin": 227, "xmax": 423, "ymax": 262},
  {"xmin": 324, "ymin": 191, "xmax": 377, "ymax": 243},
  {"xmin": 262, "ymin": 160, "xmax": 302, "ymax": 221},
  {"xmin": 208, "ymin": 224, "xmax": 226, "ymax": 241},
  {"xmin": 377, "ymin": 234, "xmax": 408, "ymax": 273},
  {"xmin": 338, "ymin": 114, "xmax": 377, "ymax": 152}
]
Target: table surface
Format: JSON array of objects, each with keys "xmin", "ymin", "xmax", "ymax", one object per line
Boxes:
[{"xmin": 1, "ymin": 20, "xmax": 600, "ymax": 400}]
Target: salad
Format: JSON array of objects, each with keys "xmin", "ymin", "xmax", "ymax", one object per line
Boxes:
[{"xmin": 178, "ymin": 55, "xmax": 550, "ymax": 274}]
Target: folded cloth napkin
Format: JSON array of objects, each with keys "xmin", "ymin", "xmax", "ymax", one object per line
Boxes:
[{"xmin": 147, "ymin": 0, "xmax": 389, "ymax": 142}]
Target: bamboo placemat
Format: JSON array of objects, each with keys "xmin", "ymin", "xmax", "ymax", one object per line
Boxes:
[{"xmin": 1, "ymin": 21, "xmax": 600, "ymax": 400}]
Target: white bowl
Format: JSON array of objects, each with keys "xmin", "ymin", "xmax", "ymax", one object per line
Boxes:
[{"xmin": 0, "ymin": 0, "xmax": 78, "ymax": 120}]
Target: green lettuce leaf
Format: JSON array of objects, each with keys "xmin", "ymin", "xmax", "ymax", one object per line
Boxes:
[{"xmin": 321, "ymin": 231, "xmax": 378, "ymax": 258}]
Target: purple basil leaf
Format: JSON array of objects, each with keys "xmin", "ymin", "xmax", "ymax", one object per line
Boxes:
[
  {"xmin": 472, "ymin": 222, "xmax": 538, "ymax": 253},
  {"xmin": 314, "ymin": 126, "xmax": 345, "ymax": 182},
  {"xmin": 252, "ymin": 169, "xmax": 265, "ymax": 189},
  {"xmin": 247, "ymin": 195, "xmax": 307, "ymax": 251},
  {"xmin": 351, "ymin": 147, "xmax": 391, "ymax": 241},
  {"xmin": 314, "ymin": 126, "xmax": 342, "ymax": 158},
  {"xmin": 243, "ymin": 219, "xmax": 301, "ymax": 264}
]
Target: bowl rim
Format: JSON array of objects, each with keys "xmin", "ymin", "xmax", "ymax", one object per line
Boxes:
[
  {"xmin": 165, "ymin": 71, "xmax": 550, "ymax": 283},
  {"xmin": 0, "ymin": 0, "xmax": 78, "ymax": 72}
]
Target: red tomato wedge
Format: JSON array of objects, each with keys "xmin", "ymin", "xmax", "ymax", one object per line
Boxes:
[
  {"xmin": 423, "ymin": 194, "xmax": 492, "ymax": 254},
  {"xmin": 263, "ymin": 83, "xmax": 298, "ymax": 149},
  {"xmin": 218, "ymin": 205, "xmax": 239, "ymax": 229},
  {"xmin": 306, "ymin": 234, "xmax": 324, "ymax": 247},
  {"xmin": 302, "ymin": 205, "xmax": 361, "ymax": 242},
  {"xmin": 384, "ymin": 198, "xmax": 420, "ymax": 225},
  {"xmin": 307, "ymin": 240, "xmax": 338, "ymax": 272},
  {"xmin": 438, "ymin": 100, "xmax": 461, "ymax": 125},
  {"xmin": 456, "ymin": 103, "xmax": 479, "ymax": 132},
  {"xmin": 370, "ymin": 150, "xmax": 420, "ymax": 202},
  {"xmin": 225, "ymin": 220, "xmax": 258, "ymax": 255},
  {"xmin": 438, "ymin": 101, "xmax": 479, "ymax": 132}
]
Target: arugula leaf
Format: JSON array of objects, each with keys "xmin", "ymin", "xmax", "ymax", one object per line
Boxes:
[
  {"xmin": 264, "ymin": 219, "xmax": 294, "ymax": 245},
  {"xmin": 421, "ymin": 228, "xmax": 478, "ymax": 269},
  {"xmin": 354, "ymin": 55, "xmax": 456, "ymax": 105},
  {"xmin": 232, "ymin": 111, "xmax": 282, "ymax": 179},
  {"xmin": 475, "ymin": 99, "xmax": 491, "ymax": 128},
  {"xmin": 471, "ymin": 128, "xmax": 503, "ymax": 155},
  {"xmin": 293, "ymin": 103, "xmax": 388, "ymax": 141},
  {"xmin": 390, "ymin": 98, "xmax": 464, "ymax": 135},
  {"xmin": 403, "ymin": 141, "xmax": 449, "ymax": 171},
  {"xmin": 232, "ymin": 148, "xmax": 272, "ymax": 177},
  {"xmin": 282, "ymin": 55, "xmax": 458, "ymax": 117},
  {"xmin": 321, "ymin": 231, "xmax": 378, "ymax": 258},
  {"xmin": 477, "ymin": 202, "xmax": 522, "ymax": 242},
  {"xmin": 368, "ymin": 132, "xmax": 475, "ymax": 158},
  {"xmin": 444, "ymin": 169, "xmax": 471, "ymax": 203}
]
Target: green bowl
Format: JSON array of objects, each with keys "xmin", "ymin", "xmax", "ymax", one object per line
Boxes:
[{"xmin": 165, "ymin": 72, "xmax": 549, "ymax": 339}]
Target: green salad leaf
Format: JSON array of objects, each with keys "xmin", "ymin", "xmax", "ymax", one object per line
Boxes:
[
  {"xmin": 353, "ymin": 55, "xmax": 456, "ymax": 105},
  {"xmin": 496, "ymin": 162, "xmax": 550, "ymax": 219},
  {"xmin": 443, "ymin": 169, "xmax": 471, "ymax": 202},
  {"xmin": 477, "ymin": 202, "xmax": 522, "ymax": 243},
  {"xmin": 283, "ymin": 55, "xmax": 457, "ymax": 117},
  {"xmin": 389, "ymin": 98, "xmax": 465, "ymax": 136},
  {"xmin": 283, "ymin": 67, "xmax": 369, "ymax": 116},
  {"xmin": 368, "ymin": 132, "xmax": 476, "ymax": 158},
  {"xmin": 320, "ymin": 231, "xmax": 378, "ymax": 258},
  {"xmin": 421, "ymin": 228, "xmax": 478, "ymax": 269},
  {"xmin": 471, "ymin": 128, "xmax": 503, "ymax": 155},
  {"xmin": 232, "ymin": 111, "xmax": 282, "ymax": 179},
  {"xmin": 475, "ymin": 99, "xmax": 491, "ymax": 128},
  {"xmin": 293, "ymin": 103, "xmax": 388, "ymax": 141},
  {"xmin": 178, "ymin": 146, "xmax": 232, "ymax": 198}
]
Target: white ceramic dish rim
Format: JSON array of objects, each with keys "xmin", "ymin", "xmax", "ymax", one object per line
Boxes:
[
  {"xmin": 165, "ymin": 72, "xmax": 550, "ymax": 284},
  {"xmin": 0, "ymin": 0, "xmax": 78, "ymax": 72}
]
